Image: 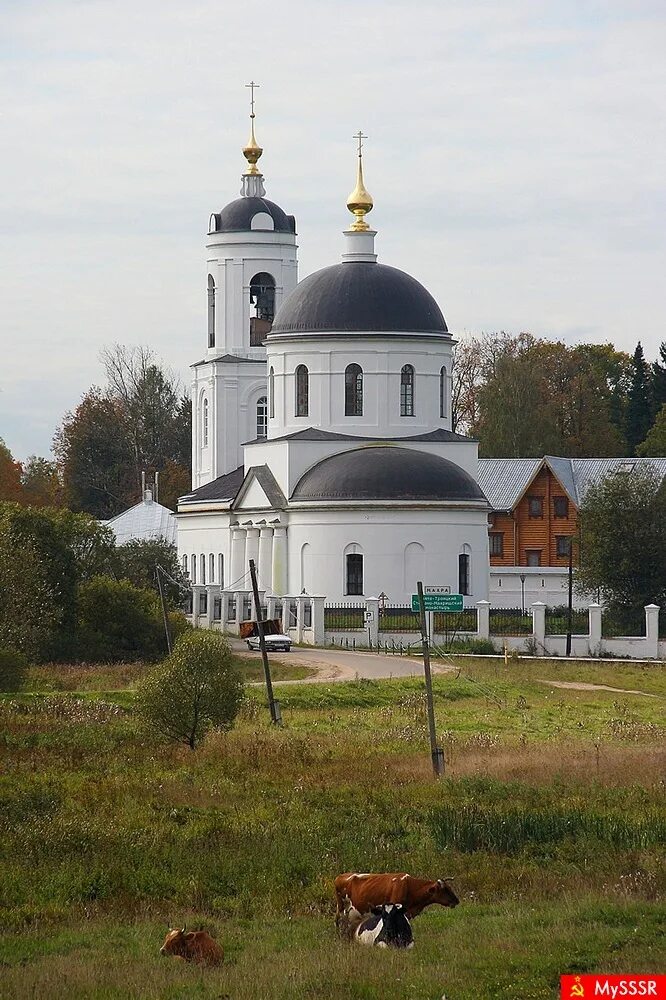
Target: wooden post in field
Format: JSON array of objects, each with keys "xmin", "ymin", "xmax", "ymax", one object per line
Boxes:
[
  {"xmin": 417, "ymin": 581, "xmax": 444, "ymax": 778},
  {"xmin": 249, "ymin": 558, "xmax": 281, "ymax": 725},
  {"xmin": 155, "ymin": 564, "xmax": 172, "ymax": 654},
  {"xmin": 565, "ymin": 538, "xmax": 574, "ymax": 657}
]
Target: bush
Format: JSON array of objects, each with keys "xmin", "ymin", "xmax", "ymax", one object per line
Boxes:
[
  {"xmin": 0, "ymin": 648, "xmax": 28, "ymax": 692},
  {"xmin": 444, "ymin": 638, "xmax": 496, "ymax": 655},
  {"xmin": 76, "ymin": 576, "xmax": 165, "ymax": 662},
  {"xmin": 135, "ymin": 630, "xmax": 243, "ymax": 749}
]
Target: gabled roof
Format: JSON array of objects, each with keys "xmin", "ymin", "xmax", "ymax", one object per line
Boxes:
[
  {"xmin": 233, "ymin": 465, "xmax": 287, "ymax": 510},
  {"xmin": 479, "ymin": 455, "xmax": 666, "ymax": 511},
  {"xmin": 179, "ymin": 466, "xmax": 245, "ymax": 504},
  {"xmin": 104, "ymin": 494, "xmax": 177, "ymax": 545},
  {"xmin": 243, "ymin": 427, "xmax": 473, "ymax": 446},
  {"xmin": 192, "ymin": 354, "xmax": 264, "ymax": 368}
]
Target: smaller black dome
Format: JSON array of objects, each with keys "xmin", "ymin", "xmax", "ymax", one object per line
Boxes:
[
  {"xmin": 210, "ymin": 198, "xmax": 296, "ymax": 234},
  {"xmin": 291, "ymin": 447, "xmax": 486, "ymax": 502},
  {"xmin": 272, "ymin": 262, "xmax": 447, "ymax": 335}
]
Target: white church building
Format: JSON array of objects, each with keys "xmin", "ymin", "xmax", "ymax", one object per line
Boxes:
[{"xmin": 176, "ymin": 106, "xmax": 490, "ymax": 606}]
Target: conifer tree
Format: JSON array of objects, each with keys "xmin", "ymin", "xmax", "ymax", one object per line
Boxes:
[
  {"xmin": 652, "ymin": 341, "xmax": 666, "ymax": 417},
  {"xmin": 625, "ymin": 342, "xmax": 653, "ymax": 455}
]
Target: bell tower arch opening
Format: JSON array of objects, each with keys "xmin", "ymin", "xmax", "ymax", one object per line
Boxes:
[{"xmin": 249, "ymin": 272, "xmax": 276, "ymax": 345}]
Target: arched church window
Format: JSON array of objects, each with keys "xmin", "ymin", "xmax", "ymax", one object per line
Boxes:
[
  {"xmin": 269, "ymin": 368, "xmax": 275, "ymax": 419},
  {"xmin": 200, "ymin": 553, "xmax": 206, "ymax": 585},
  {"xmin": 202, "ymin": 397, "xmax": 209, "ymax": 447},
  {"xmin": 440, "ymin": 366, "xmax": 447, "ymax": 419},
  {"xmin": 345, "ymin": 364, "xmax": 363, "ymax": 417},
  {"xmin": 295, "ymin": 365, "xmax": 309, "ymax": 417},
  {"xmin": 207, "ymin": 275, "xmax": 215, "ymax": 348},
  {"xmin": 218, "ymin": 553, "xmax": 224, "ymax": 589},
  {"xmin": 209, "ymin": 553, "xmax": 215, "ymax": 582},
  {"xmin": 249, "ymin": 272, "xmax": 276, "ymax": 345},
  {"xmin": 182, "ymin": 555, "xmax": 188, "ymax": 576},
  {"xmin": 191, "ymin": 554, "xmax": 197, "ymax": 584},
  {"xmin": 459, "ymin": 545, "xmax": 471, "ymax": 596},
  {"xmin": 345, "ymin": 549, "xmax": 364, "ymax": 596},
  {"xmin": 400, "ymin": 365, "xmax": 415, "ymax": 417},
  {"xmin": 256, "ymin": 396, "xmax": 268, "ymax": 439}
]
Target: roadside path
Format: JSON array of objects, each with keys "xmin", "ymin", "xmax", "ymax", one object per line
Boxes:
[{"xmin": 536, "ymin": 679, "xmax": 658, "ymax": 698}]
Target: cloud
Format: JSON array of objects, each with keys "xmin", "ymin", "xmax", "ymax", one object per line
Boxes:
[{"xmin": 1, "ymin": 0, "xmax": 665, "ymax": 457}]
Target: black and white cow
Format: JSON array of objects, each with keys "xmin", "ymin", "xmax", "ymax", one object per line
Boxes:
[{"xmin": 353, "ymin": 904, "xmax": 414, "ymax": 949}]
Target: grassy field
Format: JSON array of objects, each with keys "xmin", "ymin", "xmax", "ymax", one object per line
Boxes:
[{"xmin": 0, "ymin": 655, "xmax": 664, "ymax": 999}]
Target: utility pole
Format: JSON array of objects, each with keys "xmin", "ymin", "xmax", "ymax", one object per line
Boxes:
[
  {"xmin": 248, "ymin": 558, "xmax": 281, "ymax": 725},
  {"xmin": 565, "ymin": 538, "xmax": 574, "ymax": 657},
  {"xmin": 155, "ymin": 564, "xmax": 172, "ymax": 654},
  {"xmin": 417, "ymin": 581, "xmax": 444, "ymax": 778}
]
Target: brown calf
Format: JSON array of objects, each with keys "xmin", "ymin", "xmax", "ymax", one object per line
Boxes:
[{"xmin": 160, "ymin": 927, "xmax": 223, "ymax": 966}]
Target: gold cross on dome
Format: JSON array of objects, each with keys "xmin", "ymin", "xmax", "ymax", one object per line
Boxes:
[
  {"xmin": 354, "ymin": 130, "xmax": 368, "ymax": 158},
  {"xmin": 246, "ymin": 80, "xmax": 259, "ymax": 117}
]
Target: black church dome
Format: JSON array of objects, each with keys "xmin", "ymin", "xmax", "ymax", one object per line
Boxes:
[
  {"xmin": 271, "ymin": 261, "xmax": 448, "ymax": 335},
  {"xmin": 291, "ymin": 447, "xmax": 485, "ymax": 502},
  {"xmin": 209, "ymin": 197, "xmax": 296, "ymax": 234}
]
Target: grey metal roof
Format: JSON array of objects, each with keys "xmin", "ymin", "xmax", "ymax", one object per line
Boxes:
[
  {"xmin": 271, "ymin": 262, "xmax": 448, "ymax": 335},
  {"xmin": 192, "ymin": 354, "xmax": 264, "ymax": 368},
  {"xmin": 211, "ymin": 197, "xmax": 296, "ymax": 234},
  {"xmin": 476, "ymin": 458, "xmax": 541, "ymax": 510},
  {"xmin": 179, "ymin": 466, "xmax": 245, "ymax": 504},
  {"xmin": 243, "ymin": 427, "xmax": 473, "ymax": 446},
  {"xmin": 105, "ymin": 494, "xmax": 177, "ymax": 545},
  {"xmin": 292, "ymin": 447, "xmax": 487, "ymax": 503},
  {"xmin": 478, "ymin": 456, "xmax": 666, "ymax": 510}
]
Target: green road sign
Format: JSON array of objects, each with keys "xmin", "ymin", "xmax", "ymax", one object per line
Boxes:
[{"xmin": 411, "ymin": 593, "xmax": 464, "ymax": 612}]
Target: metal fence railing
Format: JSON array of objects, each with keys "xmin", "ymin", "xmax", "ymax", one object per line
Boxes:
[
  {"xmin": 378, "ymin": 606, "xmax": 420, "ymax": 631},
  {"xmin": 602, "ymin": 614, "xmax": 645, "ymax": 638},
  {"xmin": 226, "ymin": 598, "xmax": 236, "ymax": 623},
  {"xmin": 434, "ymin": 609, "xmax": 478, "ymax": 634},
  {"xmin": 489, "ymin": 608, "xmax": 532, "ymax": 635},
  {"xmin": 324, "ymin": 604, "xmax": 365, "ymax": 630},
  {"xmin": 545, "ymin": 607, "xmax": 588, "ymax": 635}
]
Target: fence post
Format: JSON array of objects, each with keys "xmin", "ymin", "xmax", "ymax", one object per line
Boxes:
[
  {"xmin": 476, "ymin": 600, "xmax": 490, "ymax": 640},
  {"xmin": 281, "ymin": 597, "xmax": 292, "ymax": 637},
  {"xmin": 235, "ymin": 590, "xmax": 250, "ymax": 634},
  {"xmin": 207, "ymin": 584, "xmax": 221, "ymax": 628},
  {"xmin": 588, "ymin": 603, "xmax": 602, "ymax": 649},
  {"xmin": 531, "ymin": 601, "xmax": 546, "ymax": 650},
  {"xmin": 644, "ymin": 604, "xmax": 660, "ymax": 659},
  {"xmin": 311, "ymin": 595, "xmax": 326, "ymax": 645},
  {"xmin": 365, "ymin": 596, "xmax": 380, "ymax": 646},
  {"xmin": 190, "ymin": 585, "xmax": 202, "ymax": 628},
  {"xmin": 266, "ymin": 593, "xmax": 277, "ymax": 622}
]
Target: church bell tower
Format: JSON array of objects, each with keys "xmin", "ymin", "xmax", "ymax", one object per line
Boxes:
[{"xmin": 191, "ymin": 85, "xmax": 298, "ymax": 489}]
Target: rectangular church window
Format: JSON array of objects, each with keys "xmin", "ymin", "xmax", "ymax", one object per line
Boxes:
[{"xmin": 346, "ymin": 553, "xmax": 363, "ymax": 595}]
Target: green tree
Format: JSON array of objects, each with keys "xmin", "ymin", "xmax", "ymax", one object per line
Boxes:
[
  {"xmin": 651, "ymin": 341, "xmax": 666, "ymax": 416},
  {"xmin": 21, "ymin": 456, "xmax": 62, "ymax": 507},
  {"xmin": 0, "ymin": 648, "xmax": 29, "ymax": 693},
  {"xmin": 135, "ymin": 631, "xmax": 243, "ymax": 749},
  {"xmin": 625, "ymin": 343, "xmax": 653, "ymax": 455},
  {"xmin": 576, "ymin": 466, "xmax": 666, "ymax": 630},
  {"xmin": 114, "ymin": 538, "xmax": 187, "ymax": 606},
  {"xmin": 0, "ymin": 439, "xmax": 24, "ymax": 503},
  {"xmin": 77, "ymin": 576, "xmax": 166, "ymax": 662},
  {"xmin": 0, "ymin": 527, "xmax": 56, "ymax": 659},
  {"xmin": 53, "ymin": 389, "xmax": 135, "ymax": 518},
  {"xmin": 0, "ymin": 503, "xmax": 77, "ymax": 660},
  {"xmin": 637, "ymin": 404, "xmax": 666, "ymax": 457}
]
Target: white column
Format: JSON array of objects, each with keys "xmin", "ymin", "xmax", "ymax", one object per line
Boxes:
[
  {"xmin": 258, "ymin": 527, "xmax": 274, "ymax": 590},
  {"xmin": 531, "ymin": 601, "xmax": 546, "ymax": 649},
  {"xmin": 272, "ymin": 526, "xmax": 288, "ymax": 596},
  {"xmin": 311, "ymin": 595, "xmax": 326, "ymax": 645},
  {"xmin": 365, "ymin": 597, "xmax": 380, "ymax": 646},
  {"xmin": 476, "ymin": 600, "xmax": 490, "ymax": 640},
  {"xmin": 245, "ymin": 527, "xmax": 260, "ymax": 574},
  {"xmin": 230, "ymin": 527, "xmax": 246, "ymax": 588},
  {"xmin": 588, "ymin": 603, "xmax": 602, "ymax": 648},
  {"xmin": 644, "ymin": 604, "xmax": 660, "ymax": 659}
]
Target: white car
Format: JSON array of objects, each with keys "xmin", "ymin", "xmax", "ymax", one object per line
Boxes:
[{"xmin": 246, "ymin": 633, "xmax": 292, "ymax": 652}]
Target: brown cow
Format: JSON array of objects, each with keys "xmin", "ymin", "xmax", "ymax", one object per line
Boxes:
[
  {"xmin": 160, "ymin": 927, "xmax": 223, "ymax": 966},
  {"xmin": 334, "ymin": 872, "xmax": 459, "ymax": 923}
]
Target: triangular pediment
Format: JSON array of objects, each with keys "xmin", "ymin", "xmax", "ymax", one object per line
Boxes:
[{"xmin": 232, "ymin": 465, "xmax": 287, "ymax": 511}]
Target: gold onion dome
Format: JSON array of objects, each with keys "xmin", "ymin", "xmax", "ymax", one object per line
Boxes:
[
  {"xmin": 243, "ymin": 116, "xmax": 263, "ymax": 175},
  {"xmin": 347, "ymin": 130, "xmax": 373, "ymax": 231}
]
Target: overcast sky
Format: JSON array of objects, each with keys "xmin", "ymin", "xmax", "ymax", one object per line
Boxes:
[{"xmin": 2, "ymin": 0, "xmax": 665, "ymax": 460}]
